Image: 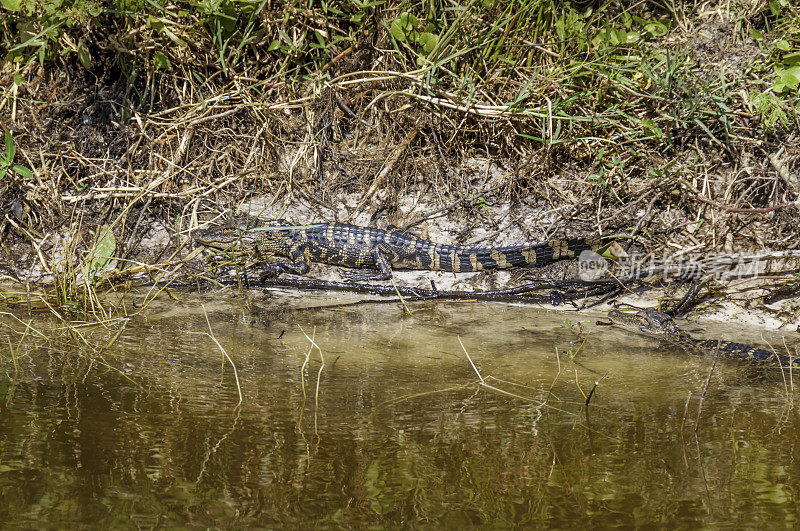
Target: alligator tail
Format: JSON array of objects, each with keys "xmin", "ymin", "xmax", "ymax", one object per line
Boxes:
[{"xmin": 696, "ymin": 339, "xmax": 797, "ymax": 367}]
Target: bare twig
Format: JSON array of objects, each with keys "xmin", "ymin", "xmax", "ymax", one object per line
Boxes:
[{"xmin": 694, "ymin": 340, "xmax": 721, "ymax": 432}]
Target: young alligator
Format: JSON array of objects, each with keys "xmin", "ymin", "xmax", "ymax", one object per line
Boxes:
[
  {"xmin": 193, "ymin": 217, "xmax": 609, "ymax": 280},
  {"xmin": 608, "ymin": 308, "xmax": 797, "ymax": 367}
]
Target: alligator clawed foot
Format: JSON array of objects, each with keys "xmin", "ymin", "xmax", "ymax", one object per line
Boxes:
[{"xmin": 256, "ymin": 264, "xmax": 284, "ymax": 281}]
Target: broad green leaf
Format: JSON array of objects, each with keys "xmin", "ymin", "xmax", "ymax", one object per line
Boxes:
[
  {"xmin": 776, "ymin": 66, "xmax": 800, "ymax": 91},
  {"xmin": 12, "ymin": 165, "xmax": 33, "ymax": 179},
  {"xmin": 783, "ymin": 52, "xmax": 800, "ymax": 66},
  {"xmin": 0, "ymin": 0, "xmax": 21, "ymax": 11},
  {"xmin": 267, "ymin": 39, "xmax": 280, "ymax": 51},
  {"xmin": 390, "ymin": 18, "xmax": 407, "ymax": 42},
  {"xmin": 419, "ymin": 32, "xmax": 437, "ymax": 53},
  {"xmin": 13, "ymin": 73, "xmax": 24, "ymax": 86},
  {"xmin": 82, "ymin": 224, "xmax": 116, "ymax": 282},
  {"xmin": 399, "ymin": 12, "xmax": 417, "ymax": 31},
  {"xmin": 643, "ymin": 21, "xmax": 668, "ymax": 37},
  {"xmin": 749, "ymin": 28, "xmax": 763, "ymax": 41},
  {"xmin": 77, "ymin": 43, "xmax": 91, "ymax": 69},
  {"xmin": 154, "ymin": 51, "xmax": 171, "ymax": 70},
  {"xmin": 4, "ymin": 131, "xmax": 14, "ymax": 162}
]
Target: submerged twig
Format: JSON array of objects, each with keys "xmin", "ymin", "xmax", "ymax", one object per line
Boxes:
[
  {"xmin": 459, "ymin": 335, "xmax": 484, "ymax": 384},
  {"xmin": 584, "ymin": 371, "xmax": 609, "ymax": 407},
  {"xmin": 694, "ymin": 340, "xmax": 721, "ymax": 432},
  {"xmin": 201, "ymin": 304, "xmax": 243, "ymax": 407},
  {"xmin": 299, "ymin": 324, "xmax": 325, "ymax": 435}
]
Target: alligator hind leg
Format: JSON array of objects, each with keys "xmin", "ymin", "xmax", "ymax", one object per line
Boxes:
[
  {"xmin": 345, "ymin": 248, "xmax": 393, "ymax": 282},
  {"xmin": 256, "ymin": 260, "xmax": 310, "ymax": 278}
]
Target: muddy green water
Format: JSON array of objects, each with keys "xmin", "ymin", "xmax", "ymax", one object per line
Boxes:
[{"xmin": 1, "ymin": 290, "xmax": 800, "ymax": 527}]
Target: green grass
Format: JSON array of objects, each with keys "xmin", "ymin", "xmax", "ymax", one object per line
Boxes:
[{"xmin": 2, "ymin": 1, "xmax": 797, "ymax": 148}]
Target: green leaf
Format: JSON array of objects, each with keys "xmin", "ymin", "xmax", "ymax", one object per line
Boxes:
[
  {"xmin": 267, "ymin": 39, "xmax": 280, "ymax": 51},
  {"xmin": 154, "ymin": 51, "xmax": 171, "ymax": 70},
  {"xmin": 776, "ymin": 66, "xmax": 800, "ymax": 91},
  {"xmin": 147, "ymin": 15, "xmax": 164, "ymax": 32},
  {"xmin": 419, "ymin": 32, "xmax": 437, "ymax": 53},
  {"xmin": 783, "ymin": 52, "xmax": 800, "ymax": 66},
  {"xmin": 4, "ymin": 131, "xmax": 14, "ymax": 162},
  {"xmin": 749, "ymin": 28, "xmax": 763, "ymax": 41},
  {"xmin": 77, "ymin": 43, "xmax": 91, "ymax": 69},
  {"xmin": 0, "ymin": 0, "xmax": 21, "ymax": 11},
  {"xmin": 390, "ymin": 18, "xmax": 407, "ymax": 42},
  {"xmin": 161, "ymin": 26, "xmax": 187, "ymax": 48},
  {"xmin": 12, "ymin": 165, "xmax": 33, "ymax": 179},
  {"xmin": 390, "ymin": 12, "xmax": 419, "ymax": 42},
  {"xmin": 399, "ymin": 12, "xmax": 417, "ymax": 31},
  {"xmin": 643, "ymin": 21, "xmax": 668, "ymax": 38},
  {"xmin": 82, "ymin": 224, "xmax": 116, "ymax": 282},
  {"xmin": 12, "ymin": 73, "xmax": 24, "ymax": 86}
]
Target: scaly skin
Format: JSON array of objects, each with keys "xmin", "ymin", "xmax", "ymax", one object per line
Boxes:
[
  {"xmin": 608, "ymin": 308, "xmax": 796, "ymax": 367},
  {"xmin": 193, "ymin": 217, "xmax": 606, "ymax": 280}
]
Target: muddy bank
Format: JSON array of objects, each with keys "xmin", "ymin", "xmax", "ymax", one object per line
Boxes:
[{"xmin": 0, "ymin": 3, "xmax": 798, "ymax": 331}]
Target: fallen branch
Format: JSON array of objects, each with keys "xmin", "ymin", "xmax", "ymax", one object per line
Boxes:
[{"xmin": 678, "ymin": 178, "xmax": 798, "ymax": 214}]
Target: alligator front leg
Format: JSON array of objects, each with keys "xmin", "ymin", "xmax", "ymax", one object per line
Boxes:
[
  {"xmin": 256, "ymin": 241, "xmax": 311, "ymax": 276},
  {"xmin": 280, "ymin": 241, "xmax": 312, "ymax": 274}
]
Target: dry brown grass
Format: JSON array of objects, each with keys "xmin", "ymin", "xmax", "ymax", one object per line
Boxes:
[{"xmin": 0, "ymin": 0, "xmax": 797, "ymax": 312}]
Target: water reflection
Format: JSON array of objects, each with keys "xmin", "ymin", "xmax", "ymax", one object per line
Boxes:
[{"xmin": 1, "ymin": 291, "xmax": 799, "ymax": 526}]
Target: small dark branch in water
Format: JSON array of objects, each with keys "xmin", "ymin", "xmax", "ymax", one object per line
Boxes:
[
  {"xmin": 580, "ymin": 285, "xmax": 626, "ymax": 309},
  {"xmin": 694, "ymin": 340, "xmax": 721, "ymax": 432},
  {"xmin": 152, "ymin": 270, "xmax": 663, "ymax": 306},
  {"xmin": 681, "ymin": 390, "xmax": 692, "ymax": 432},
  {"xmin": 585, "ymin": 381, "xmax": 598, "ymax": 407},
  {"xmin": 276, "ymin": 329, "xmax": 285, "ymax": 340},
  {"xmin": 584, "ymin": 371, "xmax": 608, "ymax": 407}
]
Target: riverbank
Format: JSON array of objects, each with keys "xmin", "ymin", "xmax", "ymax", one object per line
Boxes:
[{"xmin": 0, "ymin": 1, "xmax": 798, "ymax": 325}]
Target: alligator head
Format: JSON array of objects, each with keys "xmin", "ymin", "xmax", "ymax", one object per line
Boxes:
[
  {"xmin": 192, "ymin": 217, "xmax": 289, "ymax": 251},
  {"xmin": 607, "ymin": 308, "xmax": 690, "ymax": 342}
]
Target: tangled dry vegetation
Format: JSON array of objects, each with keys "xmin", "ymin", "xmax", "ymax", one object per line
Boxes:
[{"xmin": 0, "ymin": 0, "xmax": 798, "ymax": 312}]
